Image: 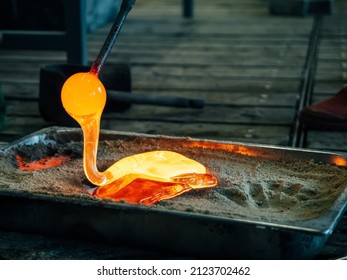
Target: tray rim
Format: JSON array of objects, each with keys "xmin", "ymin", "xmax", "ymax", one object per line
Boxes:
[
  {"xmin": 1, "ymin": 126, "xmax": 347, "ymax": 236},
  {"xmin": 3, "ymin": 126, "xmax": 347, "ymax": 158}
]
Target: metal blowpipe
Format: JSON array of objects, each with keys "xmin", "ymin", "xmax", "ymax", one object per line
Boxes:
[{"xmin": 90, "ymin": 0, "xmax": 136, "ymax": 76}]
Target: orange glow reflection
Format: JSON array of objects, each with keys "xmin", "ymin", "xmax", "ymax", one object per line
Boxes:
[
  {"xmin": 61, "ymin": 72, "xmax": 217, "ymax": 204},
  {"xmin": 331, "ymin": 156, "xmax": 347, "ymax": 167},
  {"xmin": 16, "ymin": 154, "xmax": 70, "ymax": 171},
  {"xmin": 181, "ymin": 141, "xmax": 263, "ymax": 157}
]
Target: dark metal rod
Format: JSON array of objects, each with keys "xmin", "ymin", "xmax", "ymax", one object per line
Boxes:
[
  {"xmin": 290, "ymin": 16, "xmax": 322, "ymax": 148},
  {"xmin": 90, "ymin": 0, "xmax": 136, "ymax": 76}
]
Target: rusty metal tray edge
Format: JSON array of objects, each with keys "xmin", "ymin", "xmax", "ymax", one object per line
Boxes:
[
  {"xmin": 1, "ymin": 126, "xmax": 347, "ymax": 259},
  {"xmin": 1, "ymin": 126, "xmax": 347, "ymax": 233}
]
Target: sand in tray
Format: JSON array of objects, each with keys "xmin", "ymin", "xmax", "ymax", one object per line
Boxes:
[{"xmin": 1, "ymin": 137, "xmax": 347, "ymax": 223}]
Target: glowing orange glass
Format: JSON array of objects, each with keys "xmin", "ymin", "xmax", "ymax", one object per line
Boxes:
[{"xmin": 61, "ymin": 72, "xmax": 217, "ymax": 204}]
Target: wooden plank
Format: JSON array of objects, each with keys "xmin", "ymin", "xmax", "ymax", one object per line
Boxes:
[
  {"xmin": 5, "ymin": 100, "xmax": 40, "ymax": 116},
  {"xmin": 313, "ymin": 81, "xmax": 346, "ymax": 93},
  {"xmin": 0, "ymin": 116, "xmax": 48, "ymax": 143},
  {"xmin": 0, "ymin": 112, "xmax": 293, "ymax": 147},
  {"xmin": 127, "ymin": 90, "xmax": 298, "ymax": 106},
  {"xmin": 0, "ymin": 117, "xmax": 291, "ymax": 147},
  {"xmin": 2, "ymin": 83, "xmax": 39, "ymax": 99},
  {"xmin": 0, "ymin": 120, "xmax": 291, "ymax": 147},
  {"xmin": 131, "ymin": 0, "xmax": 268, "ymax": 15},
  {"xmin": 131, "ymin": 65, "xmax": 302, "ymax": 79},
  {"xmin": 119, "ymin": 16, "xmax": 313, "ymax": 35},
  {"xmin": 104, "ymin": 105, "xmax": 295, "ymax": 125},
  {"xmin": 0, "ymin": 68, "xmax": 302, "ymax": 94},
  {"xmin": 305, "ymin": 130, "xmax": 347, "ymax": 152},
  {"xmin": 89, "ymin": 36, "xmax": 309, "ymax": 48},
  {"xmin": 102, "ymin": 120, "xmax": 291, "ymax": 145},
  {"xmin": 4, "ymin": 99, "xmax": 295, "ymax": 125},
  {"xmin": 0, "ymin": 62, "xmax": 303, "ymax": 80},
  {"xmin": 2, "ymin": 81, "xmax": 298, "ymax": 107},
  {"xmin": 1, "ymin": 97, "xmax": 294, "ymax": 146},
  {"xmin": 0, "ymin": 45, "xmax": 308, "ymax": 59},
  {"xmin": 132, "ymin": 75, "xmax": 301, "ymax": 92},
  {"xmin": 0, "ymin": 52, "xmax": 306, "ymax": 68},
  {"xmin": 311, "ymin": 92, "xmax": 336, "ymax": 103},
  {"xmin": 315, "ymin": 69, "xmax": 347, "ymax": 81}
]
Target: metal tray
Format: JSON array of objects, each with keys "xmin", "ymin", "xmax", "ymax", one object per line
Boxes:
[{"xmin": 1, "ymin": 127, "xmax": 347, "ymax": 259}]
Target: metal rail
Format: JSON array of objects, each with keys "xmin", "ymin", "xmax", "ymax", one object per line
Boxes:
[{"xmin": 290, "ymin": 16, "xmax": 323, "ymax": 148}]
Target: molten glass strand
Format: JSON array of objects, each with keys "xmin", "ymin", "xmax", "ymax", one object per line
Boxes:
[
  {"xmin": 61, "ymin": 72, "xmax": 217, "ymax": 204},
  {"xmin": 60, "ymin": 0, "xmax": 217, "ymax": 204}
]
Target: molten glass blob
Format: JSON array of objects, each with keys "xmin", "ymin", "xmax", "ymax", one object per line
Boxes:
[{"xmin": 61, "ymin": 72, "xmax": 217, "ymax": 204}]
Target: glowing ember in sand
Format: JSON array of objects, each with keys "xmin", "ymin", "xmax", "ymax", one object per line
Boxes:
[
  {"xmin": 16, "ymin": 154, "xmax": 70, "ymax": 171},
  {"xmin": 61, "ymin": 72, "xmax": 217, "ymax": 204}
]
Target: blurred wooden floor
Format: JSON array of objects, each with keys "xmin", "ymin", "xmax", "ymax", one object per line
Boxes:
[{"xmin": 0, "ymin": 0, "xmax": 347, "ymax": 259}]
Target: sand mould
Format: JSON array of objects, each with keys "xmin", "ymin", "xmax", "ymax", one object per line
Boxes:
[{"xmin": 1, "ymin": 137, "xmax": 347, "ymax": 223}]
